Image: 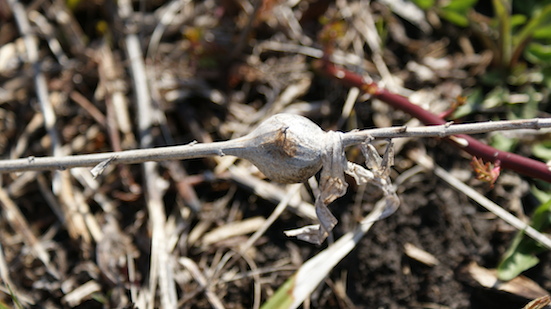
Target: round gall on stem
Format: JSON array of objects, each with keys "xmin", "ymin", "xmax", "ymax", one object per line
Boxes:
[{"xmin": 237, "ymin": 114, "xmax": 327, "ymax": 183}]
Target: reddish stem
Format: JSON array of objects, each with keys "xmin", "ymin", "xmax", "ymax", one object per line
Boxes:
[{"xmin": 318, "ymin": 60, "xmax": 551, "ymax": 183}]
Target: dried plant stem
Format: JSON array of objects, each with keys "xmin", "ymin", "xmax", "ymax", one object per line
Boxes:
[
  {"xmin": 179, "ymin": 257, "xmax": 226, "ymax": 309},
  {"xmin": 230, "ymin": 0, "xmax": 263, "ymax": 59},
  {"xmin": 0, "ymin": 139, "xmax": 245, "ymax": 173},
  {"xmin": 341, "ymin": 118, "xmax": 551, "ymax": 145},
  {"xmin": 0, "ymin": 187, "xmax": 58, "ymax": 278},
  {"xmin": 118, "ymin": 0, "xmax": 177, "ymax": 307},
  {"xmin": 9, "ymin": 0, "xmax": 61, "ymax": 157},
  {"xmin": 8, "ymin": 1, "xmax": 95, "ymax": 243},
  {"xmin": 319, "ymin": 59, "xmax": 551, "ymax": 182},
  {"xmin": 0, "ymin": 119, "xmax": 549, "ymax": 174}
]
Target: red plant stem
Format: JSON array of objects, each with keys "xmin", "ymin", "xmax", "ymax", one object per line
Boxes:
[{"xmin": 318, "ymin": 60, "xmax": 551, "ymax": 183}]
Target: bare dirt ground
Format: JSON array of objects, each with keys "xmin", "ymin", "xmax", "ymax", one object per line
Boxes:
[{"xmin": 0, "ymin": 0, "xmax": 550, "ymax": 308}]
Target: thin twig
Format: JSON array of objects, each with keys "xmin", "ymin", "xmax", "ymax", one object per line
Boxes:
[
  {"xmin": 0, "ymin": 139, "xmax": 245, "ymax": 172},
  {"xmin": 0, "ymin": 118, "xmax": 549, "ymax": 174},
  {"xmin": 319, "ymin": 59, "xmax": 551, "ymax": 182},
  {"xmin": 342, "ymin": 117, "xmax": 551, "ymax": 145}
]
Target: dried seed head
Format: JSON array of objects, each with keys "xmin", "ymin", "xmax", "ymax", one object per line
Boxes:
[{"xmin": 239, "ymin": 114, "xmax": 326, "ymax": 183}]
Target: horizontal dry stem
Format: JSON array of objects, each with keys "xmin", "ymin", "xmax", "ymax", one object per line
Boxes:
[
  {"xmin": 341, "ymin": 118, "xmax": 551, "ymax": 146},
  {"xmin": 0, "ymin": 139, "xmax": 246, "ymax": 173},
  {"xmin": 319, "ymin": 59, "xmax": 551, "ymax": 182},
  {"xmin": 0, "ymin": 119, "xmax": 549, "ymax": 174}
]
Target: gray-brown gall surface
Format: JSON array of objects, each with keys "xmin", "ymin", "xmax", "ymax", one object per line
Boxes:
[{"xmin": 238, "ymin": 114, "xmax": 327, "ymax": 183}]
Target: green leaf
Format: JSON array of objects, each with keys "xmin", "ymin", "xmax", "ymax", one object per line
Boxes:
[
  {"xmin": 493, "ymin": 0, "xmax": 512, "ymax": 65},
  {"xmin": 441, "ymin": 0, "xmax": 478, "ymax": 12},
  {"xmin": 498, "ymin": 245, "xmax": 540, "ymax": 281},
  {"xmin": 531, "ymin": 199, "xmax": 551, "ymax": 230},
  {"xmin": 531, "ymin": 185, "xmax": 551, "ymax": 205},
  {"xmin": 439, "ymin": 9, "xmax": 470, "ymax": 27},
  {"xmin": 66, "ymin": 0, "xmax": 82, "ymax": 10},
  {"xmin": 525, "ymin": 42, "xmax": 551, "ymax": 64},
  {"xmin": 497, "ymin": 242, "xmax": 539, "ymax": 281},
  {"xmin": 438, "ymin": 0, "xmax": 478, "ymax": 27},
  {"xmin": 481, "ymin": 69, "xmax": 508, "ymax": 86},
  {"xmin": 452, "ymin": 87, "xmax": 483, "ymax": 118},
  {"xmin": 542, "ymin": 67, "xmax": 551, "ymax": 88},
  {"xmin": 261, "ymin": 275, "xmax": 296, "ymax": 309},
  {"xmin": 410, "ymin": 0, "xmax": 435, "ymax": 10},
  {"xmin": 513, "ymin": 0, "xmax": 551, "ymax": 17},
  {"xmin": 5, "ymin": 285, "xmax": 24, "ymax": 309},
  {"xmin": 520, "ymin": 86, "xmax": 541, "ymax": 119},
  {"xmin": 510, "ymin": 14, "xmax": 528, "ymax": 30},
  {"xmin": 508, "ymin": 62, "xmax": 533, "ymax": 86},
  {"xmin": 512, "ymin": 4, "xmax": 551, "ymax": 48},
  {"xmin": 497, "ymin": 199, "xmax": 551, "ymax": 281},
  {"xmin": 482, "ymin": 86, "xmax": 508, "ymax": 109},
  {"xmin": 533, "ymin": 27, "xmax": 551, "ymax": 40},
  {"xmin": 490, "ymin": 133, "xmax": 517, "ymax": 152}
]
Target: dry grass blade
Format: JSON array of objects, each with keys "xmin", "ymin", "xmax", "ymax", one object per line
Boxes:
[
  {"xmin": 263, "ymin": 196, "xmax": 389, "ymax": 309},
  {"xmin": 241, "ymin": 183, "xmax": 303, "ymax": 250},
  {"xmin": 202, "ymin": 216, "xmax": 266, "ymax": 246},
  {"xmin": 463, "ymin": 262, "xmax": 548, "ymax": 300},
  {"xmin": 60, "ymin": 280, "xmax": 102, "ymax": 307},
  {"xmin": 523, "ymin": 295, "xmax": 551, "ymax": 309},
  {"xmin": 117, "ymin": 0, "xmax": 177, "ymax": 307},
  {"xmin": 0, "ymin": 187, "xmax": 58, "ymax": 279},
  {"xmin": 228, "ymin": 166, "xmax": 317, "ymax": 220},
  {"xmin": 179, "ymin": 257, "xmax": 226, "ymax": 309},
  {"xmin": 57, "ymin": 171, "xmax": 93, "ymax": 243},
  {"xmin": 10, "ymin": 113, "xmax": 43, "ymax": 159},
  {"xmin": 403, "ymin": 243, "xmax": 440, "ymax": 267},
  {"xmin": 0, "ymin": 242, "xmax": 33, "ymax": 306},
  {"xmin": 8, "ymin": 0, "xmax": 62, "ymax": 164}
]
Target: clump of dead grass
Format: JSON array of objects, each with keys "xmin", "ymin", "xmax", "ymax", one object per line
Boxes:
[{"xmin": 1, "ymin": 1, "xmax": 550, "ymax": 308}]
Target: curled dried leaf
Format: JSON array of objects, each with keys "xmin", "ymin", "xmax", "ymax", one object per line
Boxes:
[
  {"xmin": 284, "ymin": 126, "xmax": 400, "ymax": 244},
  {"xmin": 348, "ymin": 141, "xmax": 400, "ymax": 221},
  {"xmin": 285, "ymin": 131, "xmax": 348, "ymax": 244}
]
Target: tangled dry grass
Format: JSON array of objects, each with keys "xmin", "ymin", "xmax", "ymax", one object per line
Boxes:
[{"xmin": 1, "ymin": 0, "xmax": 551, "ymax": 308}]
